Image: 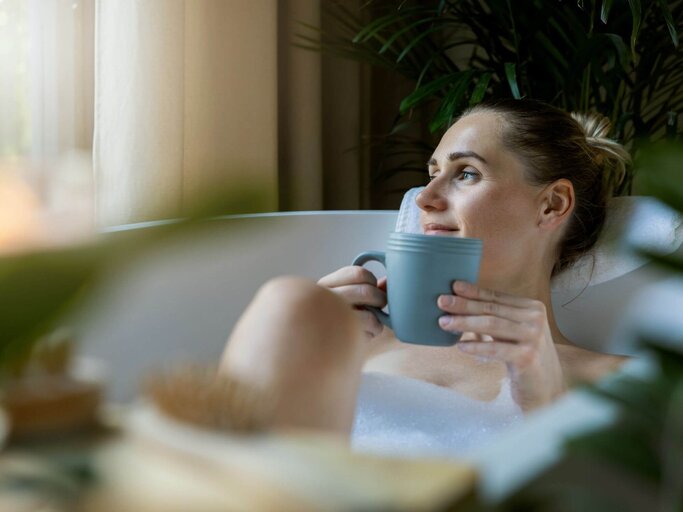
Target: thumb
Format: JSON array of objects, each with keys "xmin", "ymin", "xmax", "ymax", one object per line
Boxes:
[{"xmin": 378, "ymin": 276, "xmax": 388, "ymax": 292}]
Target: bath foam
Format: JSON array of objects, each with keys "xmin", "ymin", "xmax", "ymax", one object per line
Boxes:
[{"xmin": 351, "ymin": 372, "xmax": 523, "ymax": 460}]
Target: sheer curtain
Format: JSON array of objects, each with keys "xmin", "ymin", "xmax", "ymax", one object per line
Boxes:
[
  {"xmin": 28, "ymin": 0, "xmax": 94, "ymax": 161},
  {"xmin": 0, "ymin": 0, "xmax": 95, "ymax": 250},
  {"xmin": 95, "ymin": 0, "xmax": 281, "ymax": 226},
  {"xmin": 0, "ymin": 0, "xmax": 94, "ymax": 169},
  {"xmin": 1, "ymin": 0, "xmax": 370, "ymax": 235}
]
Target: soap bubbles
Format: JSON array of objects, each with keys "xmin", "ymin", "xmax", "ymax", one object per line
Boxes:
[{"xmin": 351, "ymin": 372, "xmax": 523, "ymax": 460}]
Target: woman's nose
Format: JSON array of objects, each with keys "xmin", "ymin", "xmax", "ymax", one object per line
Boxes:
[{"xmin": 416, "ymin": 178, "xmax": 448, "ymax": 212}]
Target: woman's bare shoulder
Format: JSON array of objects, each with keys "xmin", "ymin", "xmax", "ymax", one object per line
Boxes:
[{"xmin": 556, "ymin": 342, "xmax": 629, "ymax": 386}]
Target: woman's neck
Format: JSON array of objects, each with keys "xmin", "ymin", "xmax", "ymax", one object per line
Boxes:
[{"xmin": 538, "ymin": 285, "xmax": 572, "ymax": 346}]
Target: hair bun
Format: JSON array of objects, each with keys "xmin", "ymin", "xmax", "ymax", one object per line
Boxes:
[
  {"xmin": 571, "ymin": 111, "xmax": 611, "ymax": 140},
  {"xmin": 570, "ymin": 111, "xmax": 631, "ymax": 191}
]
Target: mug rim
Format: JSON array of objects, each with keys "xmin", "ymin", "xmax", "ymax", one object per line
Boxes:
[{"xmin": 389, "ymin": 231, "xmax": 482, "ymax": 245}]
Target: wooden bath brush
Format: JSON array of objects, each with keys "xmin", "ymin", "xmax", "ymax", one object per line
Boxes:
[{"xmin": 144, "ymin": 365, "xmax": 276, "ymax": 433}]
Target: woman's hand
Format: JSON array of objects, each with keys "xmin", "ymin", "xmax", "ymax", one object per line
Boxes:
[
  {"xmin": 318, "ymin": 267, "xmax": 387, "ymax": 339},
  {"xmin": 437, "ymin": 280, "xmax": 565, "ymax": 410}
]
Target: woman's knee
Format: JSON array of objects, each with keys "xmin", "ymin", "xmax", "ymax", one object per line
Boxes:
[
  {"xmin": 253, "ymin": 276, "xmax": 358, "ymax": 335},
  {"xmin": 229, "ymin": 276, "xmax": 362, "ymax": 363},
  {"xmin": 221, "ymin": 276, "xmax": 365, "ymax": 432}
]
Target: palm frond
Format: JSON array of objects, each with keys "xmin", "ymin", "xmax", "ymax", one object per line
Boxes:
[{"xmin": 301, "ymin": 0, "xmax": 683, "ymax": 198}]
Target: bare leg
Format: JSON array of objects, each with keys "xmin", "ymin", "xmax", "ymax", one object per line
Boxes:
[{"xmin": 219, "ymin": 276, "xmax": 367, "ymax": 435}]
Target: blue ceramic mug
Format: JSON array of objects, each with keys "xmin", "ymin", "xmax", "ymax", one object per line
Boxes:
[{"xmin": 352, "ymin": 232, "xmax": 482, "ymax": 346}]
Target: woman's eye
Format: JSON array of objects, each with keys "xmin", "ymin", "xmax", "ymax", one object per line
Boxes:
[
  {"xmin": 457, "ymin": 169, "xmax": 479, "ymax": 181},
  {"xmin": 427, "ymin": 168, "xmax": 477, "ymax": 183}
]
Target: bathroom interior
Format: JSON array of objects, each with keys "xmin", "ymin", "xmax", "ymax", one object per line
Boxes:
[{"xmin": 0, "ymin": 1, "xmax": 682, "ymax": 510}]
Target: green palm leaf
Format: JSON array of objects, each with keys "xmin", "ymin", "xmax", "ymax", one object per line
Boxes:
[
  {"xmin": 656, "ymin": 0, "xmax": 680, "ymax": 47},
  {"xmin": 627, "ymin": 0, "xmax": 643, "ymax": 56},
  {"xmin": 399, "ymin": 72, "xmax": 463, "ymax": 114},
  {"xmin": 601, "ymin": 0, "xmax": 615, "ymax": 23},
  {"xmin": 429, "ymin": 70, "xmax": 475, "ymax": 132},
  {"xmin": 302, "ymin": 0, "xmax": 683, "ymax": 195},
  {"xmin": 504, "ymin": 62, "xmax": 522, "ymax": 99},
  {"xmin": 469, "ymin": 71, "xmax": 492, "ymax": 105}
]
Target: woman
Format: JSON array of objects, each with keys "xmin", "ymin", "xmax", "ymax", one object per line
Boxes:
[{"xmin": 220, "ymin": 99, "xmax": 630, "ymax": 437}]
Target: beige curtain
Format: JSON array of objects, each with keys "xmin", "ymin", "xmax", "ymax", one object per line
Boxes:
[
  {"xmin": 94, "ymin": 0, "xmax": 370, "ymax": 226},
  {"xmin": 279, "ymin": 0, "xmax": 370, "ymax": 211},
  {"xmin": 278, "ymin": 0, "xmax": 322, "ymax": 211},
  {"xmin": 95, "ymin": 0, "xmax": 279, "ymax": 226}
]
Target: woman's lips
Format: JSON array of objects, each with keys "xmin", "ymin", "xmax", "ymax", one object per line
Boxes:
[{"xmin": 424, "ymin": 223, "xmax": 459, "ymax": 235}]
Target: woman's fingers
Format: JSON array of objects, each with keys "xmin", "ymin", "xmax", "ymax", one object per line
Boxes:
[
  {"xmin": 438, "ymin": 314, "xmax": 532, "ymax": 344},
  {"xmin": 317, "ymin": 266, "xmax": 384, "ymax": 338},
  {"xmin": 450, "ymin": 281, "xmax": 539, "ymax": 308},
  {"xmin": 318, "ymin": 266, "xmax": 377, "ymax": 288},
  {"xmin": 439, "ymin": 314, "xmax": 540, "ymax": 367},
  {"xmin": 332, "ymin": 284, "xmax": 387, "ymax": 308},
  {"xmin": 318, "ymin": 266, "xmax": 386, "ymax": 308},
  {"xmin": 456, "ymin": 340, "xmax": 536, "ymax": 367},
  {"xmin": 377, "ymin": 276, "xmax": 387, "ymax": 292},
  {"xmin": 437, "ymin": 294, "xmax": 541, "ymax": 323}
]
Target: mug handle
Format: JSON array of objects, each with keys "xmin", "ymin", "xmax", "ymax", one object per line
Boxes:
[{"xmin": 351, "ymin": 251, "xmax": 392, "ymax": 329}]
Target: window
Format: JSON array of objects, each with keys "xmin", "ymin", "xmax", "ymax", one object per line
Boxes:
[
  {"xmin": 0, "ymin": 0, "xmax": 94, "ymax": 165},
  {"xmin": 0, "ymin": 0, "xmax": 94, "ymax": 250},
  {"xmin": 0, "ymin": 0, "xmax": 30, "ymax": 157}
]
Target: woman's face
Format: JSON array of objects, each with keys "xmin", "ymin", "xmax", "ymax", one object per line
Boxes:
[{"xmin": 417, "ymin": 111, "xmax": 548, "ymax": 284}]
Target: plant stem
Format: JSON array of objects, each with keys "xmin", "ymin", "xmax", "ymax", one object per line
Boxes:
[
  {"xmin": 582, "ymin": 64, "xmax": 592, "ymax": 112},
  {"xmin": 506, "ymin": 0, "xmax": 522, "ymax": 94},
  {"xmin": 611, "ymin": 80, "xmax": 626, "ymax": 132}
]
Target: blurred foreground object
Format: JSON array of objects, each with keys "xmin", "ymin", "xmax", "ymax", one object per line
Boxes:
[
  {"xmin": 1, "ymin": 329, "xmax": 105, "ymax": 441},
  {"xmin": 84, "ymin": 403, "xmax": 476, "ymax": 512},
  {"xmin": 0, "ymin": 155, "xmax": 103, "ymax": 440},
  {"xmin": 0, "ymin": 167, "xmax": 44, "ymax": 254},
  {"xmin": 0, "ymin": 153, "xmax": 95, "ymax": 255},
  {"xmin": 0, "ymin": 397, "xmax": 476, "ymax": 512},
  {"xmin": 145, "ymin": 364, "xmax": 275, "ymax": 434}
]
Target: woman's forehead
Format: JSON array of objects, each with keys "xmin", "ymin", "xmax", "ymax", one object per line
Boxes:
[{"xmin": 431, "ymin": 111, "xmax": 503, "ymax": 163}]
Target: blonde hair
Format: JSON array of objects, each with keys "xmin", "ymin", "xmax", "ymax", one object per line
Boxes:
[{"xmin": 570, "ymin": 111, "xmax": 632, "ymax": 197}]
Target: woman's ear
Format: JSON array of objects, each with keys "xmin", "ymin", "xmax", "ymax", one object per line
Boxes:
[{"xmin": 538, "ymin": 179, "xmax": 574, "ymax": 230}]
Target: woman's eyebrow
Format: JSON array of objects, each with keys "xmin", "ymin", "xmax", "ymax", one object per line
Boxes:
[
  {"xmin": 426, "ymin": 151, "xmax": 488, "ymax": 167},
  {"xmin": 447, "ymin": 151, "xmax": 487, "ymax": 164}
]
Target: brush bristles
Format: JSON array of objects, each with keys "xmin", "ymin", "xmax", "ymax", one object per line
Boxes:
[{"xmin": 145, "ymin": 365, "xmax": 275, "ymax": 433}]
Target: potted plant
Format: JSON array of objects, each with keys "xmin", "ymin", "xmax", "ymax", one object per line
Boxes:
[{"xmin": 299, "ymin": 0, "xmax": 682, "ymax": 197}]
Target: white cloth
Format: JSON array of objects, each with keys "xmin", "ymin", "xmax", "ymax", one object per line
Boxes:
[
  {"xmin": 552, "ymin": 196, "xmax": 683, "ymax": 291},
  {"xmin": 394, "ymin": 186, "xmax": 425, "ymax": 235},
  {"xmin": 351, "ymin": 372, "xmax": 523, "ymax": 460}
]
